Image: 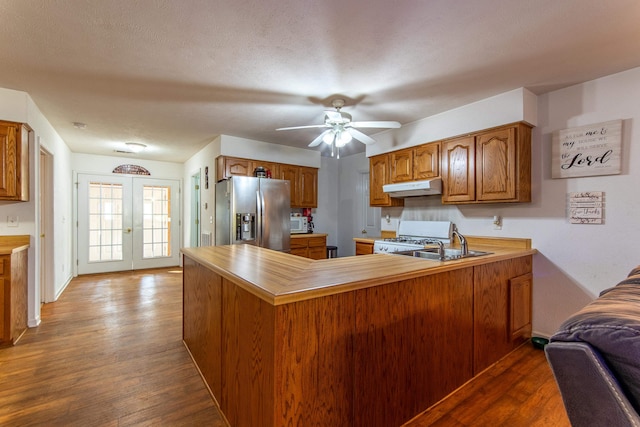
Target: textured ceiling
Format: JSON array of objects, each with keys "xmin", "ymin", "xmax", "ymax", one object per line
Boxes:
[{"xmin": 1, "ymin": 0, "xmax": 640, "ymax": 161}]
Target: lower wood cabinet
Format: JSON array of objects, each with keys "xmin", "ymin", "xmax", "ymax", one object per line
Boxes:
[
  {"xmin": 473, "ymin": 256, "xmax": 532, "ymax": 374},
  {"xmin": 355, "ymin": 241, "xmax": 374, "ymax": 255},
  {"xmin": 183, "ymin": 253, "xmax": 532, "ymax": 427},
  {"xmin": 0, "ymin": 241, "xmax": 29, "ymax": 346},
  {"xmin": 290, "ymin": 235, "xmax": 326, "ymax": 259}
]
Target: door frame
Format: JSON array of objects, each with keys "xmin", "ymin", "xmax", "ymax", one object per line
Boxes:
[
  {"xmin": 39, "ymin": 144, "xmax": 55, "ymax": 302},
  {"xmin": 73, "ymin": 172, "xmax": 182, "ymax": 275}
]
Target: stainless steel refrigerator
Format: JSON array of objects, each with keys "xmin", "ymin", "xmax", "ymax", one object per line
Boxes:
[{"xmin": 215, "ymin": 176, "xmax": 291, "ymax": 252}]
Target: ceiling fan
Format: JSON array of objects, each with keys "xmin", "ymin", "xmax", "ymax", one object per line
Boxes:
[{"xmin": 276, "ymin": 99, "xmax": 401, "ymax": 158}]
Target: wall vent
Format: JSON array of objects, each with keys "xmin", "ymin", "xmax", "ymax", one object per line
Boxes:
[{"xmin": 201, "ymin": 232, "xmax": 212, "ymax": 246}]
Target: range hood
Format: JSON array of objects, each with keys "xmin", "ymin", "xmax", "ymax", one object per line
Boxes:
[{"xmin": 382, "ymin": 178, "xmax": 442, "ymax": 197}]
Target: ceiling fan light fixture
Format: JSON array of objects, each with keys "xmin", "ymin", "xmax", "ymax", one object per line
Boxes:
[
  {"xmin": 335, "ymin": 131, "xmax": 352, "ymax": 147},
  {"xmin": 323, "ymin": 132, "xmax": 335, "ymax": 144}
]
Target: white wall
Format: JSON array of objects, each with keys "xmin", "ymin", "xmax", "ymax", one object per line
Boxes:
[
  {"xmin": 337, "ymin": 152, "xmax": 377, "ymax": 257},
  {"xmin": 0, "ymin": 87, "xmax": 73, "ymax": 326},
  {"xmin": 376, "ymin": 67, "xmax": 640, "ymax": 337},
  {"xmin": 183, "ymin": 136, "xmax": 221, "ymax": 247},
  {"xmin": 368, "ymin": 88, "xmax": 538, "ymax": 156},
  {"xmin": 314, "ymin": 156, "xmax": 339, "ymax": 247}
]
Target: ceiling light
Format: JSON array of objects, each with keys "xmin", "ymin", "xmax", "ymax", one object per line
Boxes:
[
  {"xmin": 125, "ymin": 142, "xmax": 147, "ymax": 153},
  {"xmin": 323, "ymin": 132, "xmax": 335, "ymax": 144},
  {"xmin": 335, "ymin": 131, "xmax": 352, "ymax": 147}
]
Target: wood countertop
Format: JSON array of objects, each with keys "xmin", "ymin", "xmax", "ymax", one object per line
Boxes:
[
  {"xmin": 181, "ymin": 236, "xmax": 536, "ymax": 305},
  {"xmin": 0, "ymin": 235, "xmax": 30, "ymax": 255},
  {"xmin": 290, "ymin": 233, "xmax": 327, "ymax": 238}
]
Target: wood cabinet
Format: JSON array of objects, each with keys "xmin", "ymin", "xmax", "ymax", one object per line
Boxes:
[
  {"xmin": 369, "ymin": 154, "xmax": 404, "ymax": 207},
  {"xmin": 355, "ymin": 240, "xmax": 374, "ymax": 255},
  {"xmin": 290, "ymin": 234, "xmax": 326, "ymax": 259},
  {"xmin": 413, "ymin": 142, "xmax": 440, "ymax": 180},
  {"xmin": 0, "ymin": 237, "xmax": 29, "ymax": 347},
  {"xmin": 389, "ymin": 148, "xmax": 413, "ymax": 182},
  {"xmin": 298, "ymin": 166, "xmax": 317, "ymax": 208},
  {"xmin": 473, "ymin": 256, "xmax": 532, "ymax": 374},
  {"xmin": 441, "ymin": 123, "xmax": 531, "ymax": 204},
  {"xmin": 216, "ymin": 156, "xmax": 280, "ymax": 182},
  {"xmin": 278, "ymin": 164, "xmax": 318, "ymax": 208},
  {"xmin": 0, "ymin": 121, "xmax": 30, "ymax": 202},
  {"xmin": 183, "ymin": 247, "xmax": 533, "ymax": 427},
  {"xmin": 389, "ymin": 142, "xmax": 440, "ymax": 183},
  {"xmin": 216, "ymin": 156, "xmax": 317, "ymax": 207}
]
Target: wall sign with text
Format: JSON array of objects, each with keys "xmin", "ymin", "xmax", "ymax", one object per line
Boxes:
[
  {"xmin": 568, "ymin": 191, "xmax": 604, "ymax": 224},
  {"xmin": 552, "ymin": 119, "xmax": 622, "ymax": 178}
]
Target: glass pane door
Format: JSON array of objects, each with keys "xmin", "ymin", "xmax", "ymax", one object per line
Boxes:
[
  {"xmin": 77, "ymin": 174, "xmax": 181, "ymax": 274},
  {"xmin": 132, "ymin": 178, "xmax": 180, "ymax": 269},
  {"xmin": 77, "ymin": 174, "xmax": 132, "ymax": 274}
]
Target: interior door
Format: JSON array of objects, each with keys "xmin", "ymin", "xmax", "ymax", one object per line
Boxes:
[{"xmin": 77, "ymin": 174, "xmax": 181, "ymax": 274}]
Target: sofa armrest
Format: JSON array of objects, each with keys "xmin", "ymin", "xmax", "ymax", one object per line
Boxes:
[{"xmin": 546, "ymin": 341, "xmax": 640, "ymax": 427}]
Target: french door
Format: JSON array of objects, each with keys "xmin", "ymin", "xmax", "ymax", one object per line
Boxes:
[{"xmin": 77, "ymin": 174, "xmax": 181, "ymax": 274}]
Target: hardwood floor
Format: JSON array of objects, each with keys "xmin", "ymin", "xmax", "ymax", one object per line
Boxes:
[
  {"xmin": 0, "ymin": 268, "xmax": 226, "ymax": 426},
  {"xmin": 405, "ymin": 343, "xmax": 571, "ymax": 426},
  {"xmin": 0, "ymin": 269, "xmax": 569, "ymax": 426}
]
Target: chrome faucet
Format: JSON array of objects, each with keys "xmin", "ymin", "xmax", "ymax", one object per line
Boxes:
[
  {"xmin": 451, "ymin": 224, "xmax": 468, "ymax": 256},
  {"xmin": 423, "ymin": 238, "xmax": 446, "ymax": 261}
]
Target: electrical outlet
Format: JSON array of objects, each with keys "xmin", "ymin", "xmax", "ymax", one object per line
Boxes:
[
  {"xmin": 492, "ymin": 215, "xmax": 502, "ymax": 230},
  {"xmin": 7, "ymin": 215, "xmax": 19, "ymax": 227}
]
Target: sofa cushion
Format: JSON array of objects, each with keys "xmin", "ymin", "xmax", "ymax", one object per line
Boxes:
[{"xmin": 551, "ymin": 267, "xmax": 640, "ymax": 412}]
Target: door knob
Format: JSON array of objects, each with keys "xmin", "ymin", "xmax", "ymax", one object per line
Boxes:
[{"xmin": 125, "ymin": 227, "xmax": 132, "ymax": 233}]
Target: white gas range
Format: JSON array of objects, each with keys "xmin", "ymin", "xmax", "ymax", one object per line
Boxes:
[{"xmin": 373, "ymin": 220, "xmax": 452, "ymax": 254}]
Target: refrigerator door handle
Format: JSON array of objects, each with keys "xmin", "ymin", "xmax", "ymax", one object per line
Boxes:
[{"xmin": 256, "ymin": 190, "xmax": 264, "ymax": 247}]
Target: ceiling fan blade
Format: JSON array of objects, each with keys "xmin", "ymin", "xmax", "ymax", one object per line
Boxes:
[
  {"xmin": 276, "ymin": 124, "xmax": 328, "ymax": 131},
  {"xmin": 308, "ymin": 130, "xmax": 332, "ymax": 147},
  {"xmin": 349, "ymin": 121, "xmax": 401, "ymax": 129},
  {"xmin": 346, "ymin": 128, "xmax": 376, "ymax": 145}
]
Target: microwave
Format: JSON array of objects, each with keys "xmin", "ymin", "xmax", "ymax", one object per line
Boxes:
[{"xmin": 290, "ymin": 216, "xmax": 308, "ymax": 234}]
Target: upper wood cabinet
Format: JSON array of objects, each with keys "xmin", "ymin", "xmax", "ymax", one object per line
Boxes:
[
  {"xmin": 298, "ymin": 166, "xmax": 318, "ymax": 208},
  {"xmin": 369, "ymin": 154, "xmax": 403, "ymax": 207},
  {"xmin": 278, "ymin": 164, "xmax": 317, "ymax": 208},
  {"xmin": 413, "ymin": 143, "xmax": 440, "ymax": 180},
  {"xmin": 390, "ymin": 142, "xmax": 440, "ymax": 183},
  {"xmin": 0, "ymin": 121, "xmax": 30, "ymax": 202},
  {"xmin": 215, "ymin": 156, "xmax": 318, "ymax": 208},
  {"xmin": 216, "ymin": 156, "xmax": 280, "ymax": 182},
  {"xmin": 389, "ymin": 149, "xmax": 413, "ymax": 183},
  {"xmin": 441, "ymin": 123, "xmax": 531, "ymax": 204}
]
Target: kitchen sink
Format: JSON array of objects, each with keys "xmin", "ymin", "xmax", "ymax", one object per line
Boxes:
[{"xmin": 391, "ymin": 248, "xmax": 492, "ymax": 261}]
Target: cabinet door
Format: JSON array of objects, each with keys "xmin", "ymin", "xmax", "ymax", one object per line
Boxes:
[
  {"xmin": 299, "ymin": 167, "xmax": 318, "ymax": 208},
  {"xmin": 441, "ymin": 136, "xmax": 475, "ymax": 203},
  {"xmin": 0, "ymin": 122, "xmax": 28, "ymax": 201},
  {"xmin": 369, "ymin": 155, "xmax": 403, "ymax": 207},
  {"xmin": 279, "ymin": 164, "xmax": 300, "ymax": 207},
  {"xmin": 216, "ymin": 156, "xmax": 252, "ymax": 181},
  {"xmin": 355, "ymin": 241, "xmax": 373, "ymax": 255},
  {"xmin": 390, "ymin": 149, "xmax": 413, "ymax": 183},
  {"xmin": 475, "ymin": 127, "xmax": 516, "ymax": 201},
  {"xmin": 473, "ymin": 257, "xmax": 532, "ymax": 374},
  {"xmin": 250, "ymin": 160, "xmax": 280, "ymax": 178},
  {"xmin": 0, "ymin": 276, "xmax": 5, "ymax": 343},
  {"xmin": 509, "ymin": 273, "xmax": 532, "ymax": 340},
  {"xmin": 413, "ymin": 143, "xmax": 440, "ymax": 180}
]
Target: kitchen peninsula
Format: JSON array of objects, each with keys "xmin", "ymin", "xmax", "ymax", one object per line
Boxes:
[{"xmin": 182, "ymin": 237, "xmax": 535, "ymax": 427}]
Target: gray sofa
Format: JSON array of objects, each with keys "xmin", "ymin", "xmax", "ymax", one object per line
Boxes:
[{"xmin": 546, "ymin": 265, "xmax": 640, "ymax": 427}]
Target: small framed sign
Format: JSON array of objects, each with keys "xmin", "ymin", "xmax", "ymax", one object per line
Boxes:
[{"xmin": 552, "ymin": 119, "xmax": 622, "ymax": 178}]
